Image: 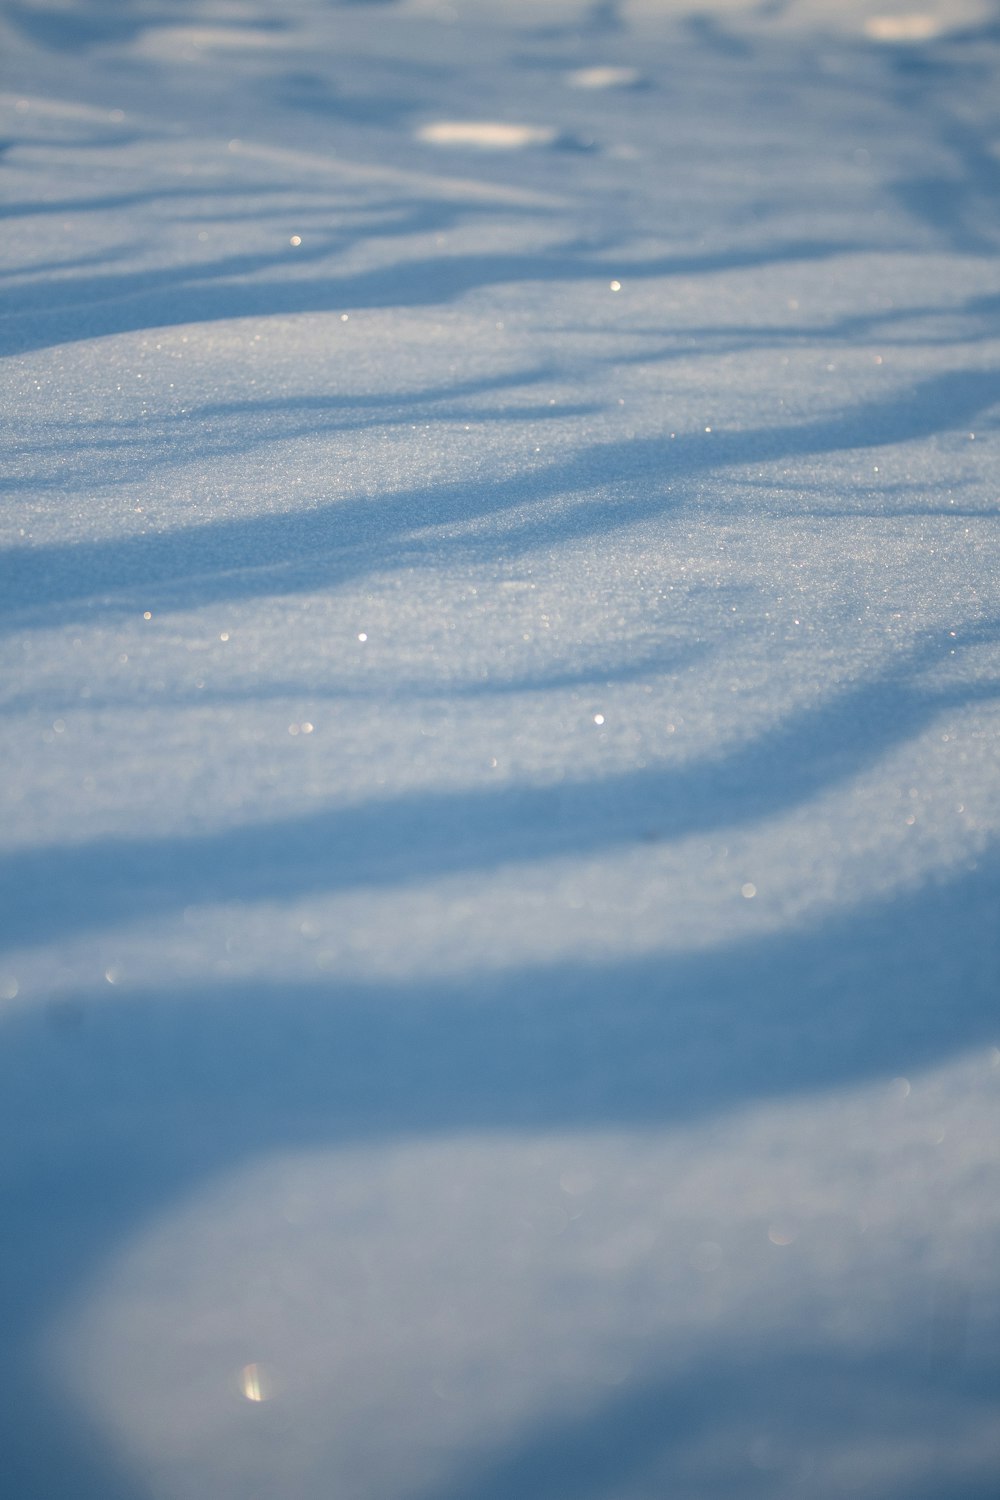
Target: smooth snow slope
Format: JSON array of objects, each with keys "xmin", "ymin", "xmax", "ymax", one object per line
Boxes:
[{"xmin": 1, "ymin": 2, "xmax": 999, "ymax": 1497}]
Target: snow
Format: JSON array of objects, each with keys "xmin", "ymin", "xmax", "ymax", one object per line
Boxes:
[{"xmin": 1, "ymin": 1, "xmax": 999, "ymax": 1496}]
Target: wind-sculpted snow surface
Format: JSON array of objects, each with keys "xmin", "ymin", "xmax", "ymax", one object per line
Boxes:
[{"xmin": 1, "ymin": 2, "xmax": 999, "ymax": 1497}]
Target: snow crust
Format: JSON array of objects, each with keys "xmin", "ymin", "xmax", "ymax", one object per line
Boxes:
[{"xmin": 1, "ymin": 2, "xmax": 999, "ymax": 1496}]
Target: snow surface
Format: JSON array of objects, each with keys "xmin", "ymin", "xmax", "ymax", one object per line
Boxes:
[{"xmin": 1, "ymin": 1, "xmax": 999, "ymax": 1496}]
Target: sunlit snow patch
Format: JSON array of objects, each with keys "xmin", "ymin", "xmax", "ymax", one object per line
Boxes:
[
  {"xmin": 565, "ymin": 66, "xmax": 641, "ymax": 89},
  {"xmin": 863, "ymin": 14, "xmax": 942, "ymax": 41},
  {"xmin": 416, "ymin": 120, "xmax": 558, "ymax": 149}
]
